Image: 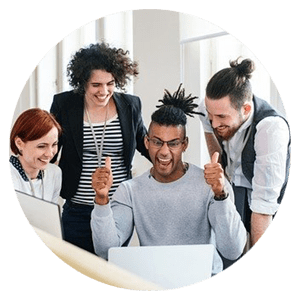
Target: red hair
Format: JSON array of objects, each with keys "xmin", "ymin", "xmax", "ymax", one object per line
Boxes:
[{"xmin": 10, "ymin": 108, "xmax": 62, "ymax": 155}]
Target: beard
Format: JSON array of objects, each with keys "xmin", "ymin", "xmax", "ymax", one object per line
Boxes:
[
  {"xmin": 213, "ymin": 126, "xmax": 239, "ymax": 141},
  {"xmin": 212, "ymin": 115, "xmax": 246, "ymax": 141}
]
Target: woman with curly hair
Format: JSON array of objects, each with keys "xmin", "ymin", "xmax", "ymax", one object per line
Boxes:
[{"xmin": 50, "ymin": 42, "xmax": 149, "ymax": 253}]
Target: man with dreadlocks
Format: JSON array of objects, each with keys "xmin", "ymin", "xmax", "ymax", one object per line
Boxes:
[{"xmin": 91, "ymin": 84, "xmax": 246, "ymax": 274}]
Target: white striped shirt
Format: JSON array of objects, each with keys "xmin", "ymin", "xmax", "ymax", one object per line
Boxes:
[{"xmin": 71, "ymin": 114, "xmax": 127, "ymax": 205}]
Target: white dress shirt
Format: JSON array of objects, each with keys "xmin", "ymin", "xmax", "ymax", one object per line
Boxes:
[{"xmin": 198, "ymin": 99, "xmax": 290, "ymax": 215}]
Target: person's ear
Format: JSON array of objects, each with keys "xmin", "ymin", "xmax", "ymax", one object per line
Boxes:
[
  {"xmin": 144, "ymin": 136, "xmax": 149, "ymax": 150},
  {"xmin": 15, "ymin": 137, "xmax": 24, "ymax": 154},
  {"xmin": 183, "ymin": 137, "xmax": 189, "ymax": 152},
  {"xmin": 243, "ymin": 103, "xmax": 251, "ymax": 116}
]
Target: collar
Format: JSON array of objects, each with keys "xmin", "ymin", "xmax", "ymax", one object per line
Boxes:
[
  {"xmin": 148, "ymin": 162, "xmax": 189, "ymax": 181},
  {"xmin": 9, "ymin": 155, "xmax": 43, "ymax": 181}
]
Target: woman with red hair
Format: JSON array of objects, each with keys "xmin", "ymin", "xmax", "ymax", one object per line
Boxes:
[{"xmin": 10, "ymin": 108, "xmax": 62, "ymax": 203}]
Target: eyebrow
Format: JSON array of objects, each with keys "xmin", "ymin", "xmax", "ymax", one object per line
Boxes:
[
  {"xmin": 151, "ymin": 136, "xmax": 182, "ymax": 142},
  {"xmin": 37, "ymin": 140, "xmax": 58, "ymax": 146},
  {"xmin": 91, "ymin": 79, "xmax": 115, "ymax": 85},
  {"xmin": 205, "ymin": 108, "xmax": 228, "ymax": 118}
]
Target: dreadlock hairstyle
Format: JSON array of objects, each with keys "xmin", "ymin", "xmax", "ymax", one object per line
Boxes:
[{"xmin": 151, "ymin": 84, "xmax": 200, "ymax": 129}]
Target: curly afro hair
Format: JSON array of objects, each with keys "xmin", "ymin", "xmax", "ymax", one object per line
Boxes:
[{"xmin": 67, "ymin": 41, "xmax": 139, "ymax": 95}]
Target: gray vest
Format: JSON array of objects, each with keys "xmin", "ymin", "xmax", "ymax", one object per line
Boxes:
[{"xmin": 221, "ymin": 95, "xmax": 291, "ymax": 205}]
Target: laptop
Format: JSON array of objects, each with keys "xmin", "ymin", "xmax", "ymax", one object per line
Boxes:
[
  {"xmin": 108, "ymin": 244, "xmax": 214, "ymax": 289},
  {"xmin": 15, "ymin": 190, "xmax": 64, "ymax": 239}
]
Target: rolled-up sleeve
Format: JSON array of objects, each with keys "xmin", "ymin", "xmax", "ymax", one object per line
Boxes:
[{"xmin": 250, "ymin": 117, "xmax": 290, "ymax": 215}]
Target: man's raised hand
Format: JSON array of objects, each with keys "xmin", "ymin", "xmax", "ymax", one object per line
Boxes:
[
  {"xmin": 204, "ymin": 152, "xmax": 226, "ymax": 198},
  {"xmin": 92, "ymin": 157, "xmax": 113, "ymax": 205}
]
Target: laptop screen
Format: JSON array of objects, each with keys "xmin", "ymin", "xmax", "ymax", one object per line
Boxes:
[
  {"xmin": 15, "ymin": 190, "xmax": 64, "ymax": 239},
  {"xmin": 108, "ymin": 244, "xmax": 214, "ymax": 289}
]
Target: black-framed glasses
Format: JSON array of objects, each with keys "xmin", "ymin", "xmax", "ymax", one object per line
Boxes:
[{"xmin": 146, "ymin": 136, "xmax": 187, "ymax": 150}]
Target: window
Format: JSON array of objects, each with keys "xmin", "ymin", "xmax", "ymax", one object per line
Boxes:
[
  {"xmin": 15, "ymin": 12, "xmax": 133, "ymax": 115},
  {"xmin": 180, "ymin": 31, "xmax": 284, "ymax": 167}
]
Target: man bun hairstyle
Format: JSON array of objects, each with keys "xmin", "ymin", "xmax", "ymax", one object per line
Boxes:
[
  {"xmin": 230, "ymin": 57, "xmax": 255, "ymax": 80},
  {"xmin": 151, "ymin": 83, "xmax": 200, "ymax": 127},
  {"xmin": 206, "ymin": 57, "xmax": 255, "ymax": 110}
]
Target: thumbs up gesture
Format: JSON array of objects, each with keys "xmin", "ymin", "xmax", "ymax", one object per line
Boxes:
[
  {"xmin": 204, "ymin": 152, "xmax": 226, "ymax": 198},
  {"xmin": 92, "ymin": 157, "xmax": 113, "ymax": 205}
]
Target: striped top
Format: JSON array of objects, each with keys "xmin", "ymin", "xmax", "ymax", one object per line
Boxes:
[{"xmin": 71, "ymin": 114, "xmax": 127, "ymax": 205}]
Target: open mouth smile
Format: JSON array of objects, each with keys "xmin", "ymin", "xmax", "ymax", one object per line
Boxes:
[
  {"xmin": 96, "ymin": 95, "xmax": 109, "ymax": 101},
  {"xmin": 216, "ymin": 126, "xmax": 229, "ymax": 134},
  {"xmin": 157, "ymin": 157, "xmax": 172, "ymax": 166},
  {"xmin": 38, "ymin": 158, "xmax": 50, "ymax": 164}
]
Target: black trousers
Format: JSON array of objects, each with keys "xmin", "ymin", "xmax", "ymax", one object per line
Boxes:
[{"xmin": 62, "ymin": 200, "xmax": 95, "ymax": 254}]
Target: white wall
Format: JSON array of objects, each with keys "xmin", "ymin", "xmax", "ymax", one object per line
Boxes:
[
  {"xmin": 131, "ymin": 10, "xmax": 182, "ymax": 175},
  {"xmin": 132, "ymin": 9, "xmax": 181, "ymax": 126}
]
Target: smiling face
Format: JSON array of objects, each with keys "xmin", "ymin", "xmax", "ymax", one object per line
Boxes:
[
  {"xmin": 145, "ymin": 123, "xmax": 188, "ymax": 183},
  {"xmin": 15, "ymin": 126, "xmax": 59, "ymax": 179},
  {"xmin": 84, "ymin": 69, "xmax": 115, "ymax": 108},
  {"xmin": 205, "ymin": 96, "xmax": 251, "ymax": 141}
]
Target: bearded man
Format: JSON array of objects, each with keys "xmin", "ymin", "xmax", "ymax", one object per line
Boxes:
[{"xmin": 198, "ymin": 58, "xmax": 291, "ymax": 248}]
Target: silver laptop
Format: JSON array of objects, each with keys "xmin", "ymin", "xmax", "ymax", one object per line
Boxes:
[
  {"xmin": 15, "ymin": 190, "xmax": 64, "ymax": 239},
  {"xmin": 108, "ymin": 244, "xmax": 214, "ymax": 289}
]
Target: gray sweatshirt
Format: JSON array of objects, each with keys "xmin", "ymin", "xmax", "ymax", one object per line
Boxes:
[{"xmin": 91, "ymin": 164, "xmax": 246, "ymax": 274}]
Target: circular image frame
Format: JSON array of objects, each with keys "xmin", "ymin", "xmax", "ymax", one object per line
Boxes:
[{"xmin": 5, "ymin": 2, "xmax": 296, "ymax": 296}]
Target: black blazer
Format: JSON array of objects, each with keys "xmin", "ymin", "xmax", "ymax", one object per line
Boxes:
[{"xmin": 50, "ymin": 90, "xmax": 149, "ymax": 200}]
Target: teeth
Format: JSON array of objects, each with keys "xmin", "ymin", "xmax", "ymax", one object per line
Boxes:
[
  {"xmin": 97, "ymin": 95, "xmax": 107, "ymax": 100},
  {"xmin": 158, "ymin": 158, "xmax": 171, "ymax": 163},
  {"xmin": 39, "ymin": 159, "xmax": 49, "ymax": 163}
]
